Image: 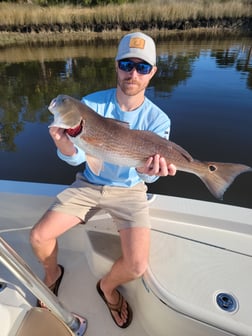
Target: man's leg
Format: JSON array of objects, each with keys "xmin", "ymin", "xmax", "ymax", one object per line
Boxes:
[
  {"xmin": 30, "ymin": 210, "xmax": 81, "ymax": 287},
  {"xmin": 99, "ymin": 226, "xmax": 150, "ymax": 326}
]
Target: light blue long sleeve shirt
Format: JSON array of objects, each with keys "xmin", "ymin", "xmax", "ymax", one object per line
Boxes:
[{"xmin": 57, "ymin": 88, "xmax": 171, "ymax": 187}]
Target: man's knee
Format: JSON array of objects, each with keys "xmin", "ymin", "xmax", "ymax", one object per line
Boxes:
[
  {"xmin": 29, "ymin": 226, "xmax": 42, "ymax": 247},
  {"xmin": 30, "ymin": 217, "xmax": 48, "ymax": 247}
]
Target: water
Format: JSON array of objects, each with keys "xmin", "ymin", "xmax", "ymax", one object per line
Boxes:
[{"xmin": 0, "ymin": 36, "xmax": 251, "ymax": 209}]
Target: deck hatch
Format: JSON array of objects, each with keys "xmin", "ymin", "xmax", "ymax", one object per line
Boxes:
[{"xmin": 216, "ymin": 293, "xmax": 238, "ymax": 312}]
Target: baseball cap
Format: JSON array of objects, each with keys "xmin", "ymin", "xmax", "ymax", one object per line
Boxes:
[{"xmin": 115, "ymin": 32, "xmax": 156, "ymax": 66}]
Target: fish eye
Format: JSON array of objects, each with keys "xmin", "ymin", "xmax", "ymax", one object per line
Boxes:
[{"xmin": 59, "ymin": 95, "xmax": 68, "ymax": 103}]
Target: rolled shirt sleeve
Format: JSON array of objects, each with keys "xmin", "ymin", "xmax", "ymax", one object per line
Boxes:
[{"xmin": 57, "ymin": 146, "xmax": 86, "ymax": 166}]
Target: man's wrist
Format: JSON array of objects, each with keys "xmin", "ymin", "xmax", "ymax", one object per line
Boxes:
[
  {"xmin": 135, "ymin": 167, "xmax": 142, "ymax": 174},
  {"xmin": 58, "ymin": 146, "xmax": 77, "ymax": 157}
]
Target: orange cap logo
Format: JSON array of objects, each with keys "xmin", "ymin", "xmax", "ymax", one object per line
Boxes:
[{"xmin": 129, "ymin": 37, "xmax": 145, "ymax": 49}]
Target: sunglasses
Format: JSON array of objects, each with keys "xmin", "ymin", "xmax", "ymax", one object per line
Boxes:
[{"xmin": 118, "ymin": 59, "xmax": 153, "ymax": 75}]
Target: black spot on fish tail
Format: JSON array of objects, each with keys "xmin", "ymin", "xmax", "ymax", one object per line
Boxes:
[
  {"xmin": 208, "ymin": 164, "xmax": 217, "ymax": 172},
  {"xmin": 198, "ymin": 162, "xmax": 252, "ymax": 200}
]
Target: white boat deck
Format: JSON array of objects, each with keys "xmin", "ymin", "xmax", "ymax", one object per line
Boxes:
[
  {"xmin": 0, "ymin": 183, "xmax": 149, "ymax": 335},
  {"xmin": 1, "ymin": 180, "xmax": 252, "ymax": 336}
]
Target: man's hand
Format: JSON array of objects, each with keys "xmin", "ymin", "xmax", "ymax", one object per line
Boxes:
[
  {"xmin": 49, "ymin": 127, "xmax": 76, "ymax": 156},
  {"xmin": 136, "ymin": 154, "xmax": 176, "ymax": 176}
]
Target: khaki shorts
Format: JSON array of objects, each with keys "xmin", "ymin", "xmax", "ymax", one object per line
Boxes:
[{"xmin": 49, "ymin": 173, "xmax": 150, "ymax": 231}]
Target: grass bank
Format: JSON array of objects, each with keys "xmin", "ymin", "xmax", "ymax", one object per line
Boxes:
[
  {"xmin": 0, "ymin": 0, "xmax": 251, "ymax": 47},
  {"xmin": 1, "ymin": 0, "xmax": 251, "ymax": 25}
]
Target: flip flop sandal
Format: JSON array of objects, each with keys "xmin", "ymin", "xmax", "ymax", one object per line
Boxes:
[
  {"xmin": 96, "ymin": 280, "xmax": 133, "ymax": 329},
  {"xmin": 37, "ymin": 264, "xmax": 64, "ymax": 308}
]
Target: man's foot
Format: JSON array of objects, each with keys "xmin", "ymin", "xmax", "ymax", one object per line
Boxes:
[
  {"xmin": 96, "ymin": 280, "xmax": 133, "ymax": 328},
  {"xmin": 37, "ymin": 264, "xmax": 64, "ymax": 308}
]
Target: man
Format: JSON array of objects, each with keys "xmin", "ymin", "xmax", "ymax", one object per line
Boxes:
[{"xmin": 30, "ymin": 32, "xmax": 176, "ymax": 329}]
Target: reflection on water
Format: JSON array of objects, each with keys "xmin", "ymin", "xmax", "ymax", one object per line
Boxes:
[{"xmin": 0, "ymin": 36, "xmax": 251, "ymax": 208}]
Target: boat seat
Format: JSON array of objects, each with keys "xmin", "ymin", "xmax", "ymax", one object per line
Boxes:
[{"xmin": 16, "ymin": 307, "xmax": 74, "ymax": 336}]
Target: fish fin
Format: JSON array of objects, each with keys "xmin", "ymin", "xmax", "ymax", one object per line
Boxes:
[
  {"xmin": 86, "ymin": 155, "xmax": 104, "ymax": 175},
  {"xmin": 197, "ymin": 161, "xmax": 252, "ymax": 199},
  {"xmin": 105, "ymin": 118, "xmax": 130, "ymax": 128},
  {"xmin": 169, "ymin": 140, "xmax": 193, "ymax": 162}
]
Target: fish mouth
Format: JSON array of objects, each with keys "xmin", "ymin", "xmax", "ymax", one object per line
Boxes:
[
  {"xmin": 48, "ymin": 98, "xmax": 57, "ymax": 111},
  {"xmin": 65, "ymin": 120, "xmax": 83, "ymax": 137}
]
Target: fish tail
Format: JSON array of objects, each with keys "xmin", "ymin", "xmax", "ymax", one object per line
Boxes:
[{"xmin": 196, "ymin": 161, "xmax": 252, "ymax": 199}]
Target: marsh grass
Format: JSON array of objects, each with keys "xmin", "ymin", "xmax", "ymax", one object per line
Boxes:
[
  {"xmin": 0, "ymin": 0, "xmax": 251, "ymax": 47},
  {"xmin": 0, "ymin": 0, "xmax": 251, "ymax": 26}
]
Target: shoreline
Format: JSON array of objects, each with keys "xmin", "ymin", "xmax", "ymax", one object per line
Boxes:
[
  {"xmin": 0, "ymin": 1, "xmax": 251, "ymax": 48},
  {"xmin": 0, "ymin": 18, "xmax": 251, "ymax": 49}
]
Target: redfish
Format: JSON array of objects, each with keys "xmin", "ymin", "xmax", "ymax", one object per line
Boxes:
[{"xmin": 48, "ymin": 94, "xmax": 251, "ymax": 199}]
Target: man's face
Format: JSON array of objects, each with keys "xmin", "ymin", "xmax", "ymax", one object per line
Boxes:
[{"xmin": 116, "ymin": 58, "xmax": 157, "ymax": 96}]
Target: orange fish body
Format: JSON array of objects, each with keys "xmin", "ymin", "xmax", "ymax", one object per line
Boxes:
[{"xmin": 49, "ymin": 94, "xmax": 252, "ymax": 199}]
